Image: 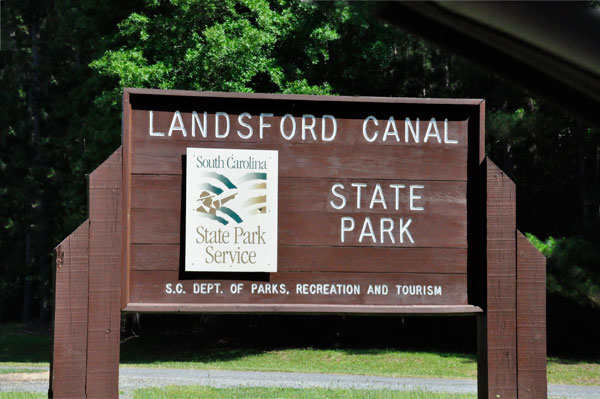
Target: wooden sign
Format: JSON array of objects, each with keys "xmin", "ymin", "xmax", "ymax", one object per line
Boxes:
[
  {"xmin": 120, "ymin": 89, "xmax": 483, "ymax": 313},
  {"xmin": 50, "ymin": 89, "xmax": 547, "ymax": 399}
]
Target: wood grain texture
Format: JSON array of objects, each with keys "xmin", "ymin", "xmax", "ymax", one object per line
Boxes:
[
  {"xmin": 125, "ymin": 87, "xmax": 484, "ymax": 106},
  {"xmin": 50, "ymin": 220, "xmax": 89, "ymax": 399},
  {"xmin": 132, "ymin": 176, "xmax": 467, "ymax": 215},
  {"xmin": 129, "ymin": 270, "xmax": 467, "ymax": 306},
  {"xmin": 121, "ymin": 90, "xmax": 483, "ymax": 313},
  {"xmin": 132, "ymin": 244, "xmax": 467, "ymax": 274},
  {"xmin": 130, "ymin": 140, "xmax": 468, "ymax": 180},
  {"xmin": 86, "ymin": 147, "xmax": 122, "ymax": 399},
  {"xmin": 130, "ymin": 175, "xmax": 467, "ymax": 247},
  {"xmin": 122, "ymin": 89, "xmax": 133, "ymax": 309},
  {"xmin": 131, "ymin": 108, "xmax": 470, "ymax": 147},
  {"xmin": 517, "ymin": 230, "xmax": 547, "ymax": 399},
  {"xmin": 123, "ymin": 303, "xmax": 483, "ymax": 315},
  {"xmin": 481, "ymin": 159, "xmax": 517, "ymax": 399}
]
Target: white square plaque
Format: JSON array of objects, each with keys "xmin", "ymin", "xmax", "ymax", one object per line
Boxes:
[{"xmin": 185, "ymin": 148, "xmax": 278, "ymax": 272}]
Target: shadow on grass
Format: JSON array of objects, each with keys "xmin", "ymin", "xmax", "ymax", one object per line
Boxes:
[
  {"xmin": 549, "ymin": 357, "xmax": 600, "ymax": 365},
  {"xmin": 0, "ymin": 323, "xmax": 52, "ymax": 363}
]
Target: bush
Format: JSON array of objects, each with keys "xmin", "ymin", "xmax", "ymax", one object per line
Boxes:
[{"xmin": 527, "ymin": 233, "xmax": 600, "ymax": 308}]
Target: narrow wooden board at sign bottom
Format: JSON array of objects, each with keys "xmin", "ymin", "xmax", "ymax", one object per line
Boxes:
[
  {"xmin": 122, "ymin": 303, "xmax": 483, "ymax": 315},
  {"xmin": 128, "ymin": 271, "xmax": 468, "ymax": 306}
]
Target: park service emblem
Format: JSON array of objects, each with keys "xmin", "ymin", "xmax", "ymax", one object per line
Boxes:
[{"xmin": 185, "ymin": 147, "xmax": 278, "ymax": 272}]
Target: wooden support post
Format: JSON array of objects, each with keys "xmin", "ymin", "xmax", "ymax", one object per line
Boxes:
[
  {"xmin": 516, "ymin": 231, "xmax": 547, "ymax": 398},
  {"xmin": 50, "ymin": 221, "xmax": 90, "ymax": 398},
  {"xmin": 85, "ymin": 147, "xmax": 122, "ymax": 398},
  {"xmin": 479, "ymin": 158, "xmax": 518, "ymax": 399}
]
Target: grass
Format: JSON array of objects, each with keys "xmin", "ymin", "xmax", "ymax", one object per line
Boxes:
[
  {"xmin": 548, "ymin": 356, "xmax": 600, "ymax": 386},
  {"xmin": 0, "ymin": 388, "xmax": 475, "ymax": 399},
  {"xmin": 131, "ymin": 386, "xmax": 476, "ymax": 399},
  {"xmin": 0, "ymin": 323, "xmax": 51, "ymax": 366},
  {"xmin": 121, "ymin": 348, "xmax": 478, "ymax": 380},
  {"xmin": 1, "ymin": 323, "xmax": 599, "ymax": 386},
  {"xmin": 121, "ymin": 348, "xmax": 600, "ymax": 386},
  {"xmin": 0, "ymin": 368, "xmax": 42, "ymax": 374}
]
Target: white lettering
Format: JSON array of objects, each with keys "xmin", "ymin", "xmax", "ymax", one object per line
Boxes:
[
  {"xmin": 330, "ymin": 183, "xmax": 346, "ymax": 210},
  {"xmin": 237, "ymin": 112, "xmax": 253, "ymax": 139},
  {"xmin": 405, "ymin": 118, "xmax": 419, "ymax": 143},
  {"xmin": 351, "ymin": 182, "xmax": 367, "ymax": 209},
  {"xmin": 280, "ymin": 114, "xmax": 296, "ymax": 140},
  {"xmin": 389, "ymin": 184, "xmax": 406, "ymax": 211},
  {"xmin": 358, "ymin": 216, "xmax": 376, "ymax": 243},
  {"xmin": 215, "ymin": 112, "xmax": 230, "ymax": 138},
  {"xmin": 302, "ymin": 114, "xmax": 317, "ymax": 141},
  {"xmin": 369, "ymin": 183, "xmax": 387, "ymax": 209},
  {"xmin": 380, "ymin": 218, "xmax": 395, "ymax": 244},
  {"xmin": 362, "ymin": 116, "xmax": 378, "ymax": 142},
  {"xmin": 424, "ymin": 117, "xmax": 442, "ymax": 143},
  {"xmin": 192, "ymin": 111, "xmax": 207, "ymax": 138},
  {"xmin": 409, "ymin": 185, "xmax": 424, "ymax": 211},
  {"xmin": 443, "ymin": 118, "xmax": 458, "ymax": 144},
  {"xmin": 340, "ymin": 217, "xmax": 355, "ymax": 243},
  {"xmin": 168, "ymin": 110, "xmax": 187, "ymax": 137},
  {"xmin": 322, "ymin": 115, "xmax": 337, "ymax": 141},
  {"xmin": 259, "ymin": 113, "xmax": 273, "ymax": 139},
  {"xmin": 399, "ymin": 218, "xmax": 414, "ymax": 244},
  {"xmin": 383, "ymin": 116, "xmax": 400, "ymax": 142},
  {"xmin": 149, "ymin": 110, "xmax": 165, "ymax": 136}
]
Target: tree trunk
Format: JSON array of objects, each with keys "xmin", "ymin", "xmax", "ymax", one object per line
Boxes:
[
  {"xmin": 27, "ymin": 17, "xmax": 50, "ymax": 325},
  {"xmin": 592, "ymin": 143, "xmax": 600, "ymax": 226},
  {"xmin": 20, "ymin": 234, "xmax": 34, "ymax": 323},
  {"xmin": 576, "ymin": 128, "xmax": 588, "ymax": 232}
]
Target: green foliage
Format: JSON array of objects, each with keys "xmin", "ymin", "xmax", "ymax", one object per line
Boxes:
[
  {"xmin": 527, "ymin": 234, "xmax": 600, "ymax": 308},
  {"xmin": 90, "ymin": 0, "xmax": 339, "ymax": 97},
  {"xmin": 1, "ymin": 0, "xmax": 599, "ymax": 329}
]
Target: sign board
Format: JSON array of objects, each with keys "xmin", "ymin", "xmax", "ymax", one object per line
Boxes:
[
  {"xmin": 52, "ymin": 88, "xmax": 548, "ymax": 398},
  {"xmin": 120, "ymin": 89, "xmax": 484, "ymax": 313}
]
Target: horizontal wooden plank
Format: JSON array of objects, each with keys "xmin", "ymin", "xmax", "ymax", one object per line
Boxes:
[
  {"xmin": 131, "ymin": 140, "xmax": 467, "ymax": 180},
  {"xmin": 126, "ymin": 87, "xmax": 484, "ymax": 106},
  {"xmin": 129, "ymin": 271, "xmax": 467, "ymax": 306},
  {"xmin": 132, "ymin": 245, "xmax": 467, "ymax": 274},
  {"xmin": 133, "ymin": 176, "xmax": 466, "ymax": 215},
  {"xmin": 131, "ymin": 209, "xmax": 466, "ymax": 248},
  {"xmin": 130, "ymin": 176, "xmax": 466, "ymax": 247},
  {"xmin": 132, "ymin": 109, "xmax": 469, "ymax": 147},
  {"xmin": 123, "ymin": 303, "xmax": 483, "ymax": 315}
]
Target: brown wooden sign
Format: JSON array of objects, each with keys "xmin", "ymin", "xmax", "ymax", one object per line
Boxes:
[
  {"xmin": 50, "ymin": 89, "xmax": 547, "ymax": 399},
  {"xmin": 119, "ymin": 89, "xmax": 484, "ymax": 314}
]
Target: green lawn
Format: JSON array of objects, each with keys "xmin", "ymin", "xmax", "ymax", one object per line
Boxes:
[
  {"xmin": 122, "ymin": 348, "xmax": 478, "ymax": 380},
  {"xmin": 0, "ymin": 387, "xmax": 475, "ymax": 399},
  {"xmin": 1, "ymin": 323, "xmax": 599, "ymax": 386},
  {"xmin": 0, "ymin": 368, "xmax": 42, "ymax": 374},
  {"xmin": 0, "ymin": 394, "xmax": 46, "ymax": 399},
  {"xmin": 131, "ymin": 386, "xmax": 476, "ymax": 399}
]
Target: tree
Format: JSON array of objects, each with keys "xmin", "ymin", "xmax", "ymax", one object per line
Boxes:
[{"xmin": 1, "ymin": 0, "xmax": 598, "ymax": 323}]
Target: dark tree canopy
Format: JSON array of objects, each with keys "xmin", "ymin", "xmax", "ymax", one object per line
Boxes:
[{"xmin": 0, "ymin": 0, "xmax": 598, "ymax": 324}]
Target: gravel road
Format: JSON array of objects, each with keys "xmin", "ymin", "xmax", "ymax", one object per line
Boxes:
[{"xmin": 1, "ymin": 366, "xmax": 598, "ymax": 398}]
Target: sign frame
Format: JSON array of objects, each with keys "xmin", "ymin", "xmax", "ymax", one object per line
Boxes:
[
  {"xmin": 50, "ymin": 88, "xmax": 547, "ymax": 399},
  {"xmin": 120, "ymin": 88, "xmax": 485, "ymax": 315}
]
